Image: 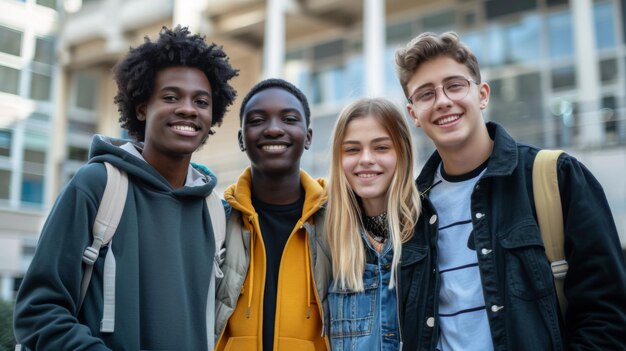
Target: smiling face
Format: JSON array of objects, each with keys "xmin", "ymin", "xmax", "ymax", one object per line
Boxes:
[
  {"xmin": 136, "ymin": 66, "xmax": 212, "ymax": 165},
  {"xmin": 406, "ymin": 56, "xmax": 490, "ymax": 153},
  {"xmin": 341, "ymin": 115, "xmax": 397, "ymax": 216},
  {"xmin": 240, "ymin": 88, "xmax": 312, "ymax": 176}
]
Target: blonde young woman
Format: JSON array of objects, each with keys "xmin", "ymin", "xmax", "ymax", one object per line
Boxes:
[{"xmin": 325, "ymin": 97, "xmax": 421, "ymax": 351}]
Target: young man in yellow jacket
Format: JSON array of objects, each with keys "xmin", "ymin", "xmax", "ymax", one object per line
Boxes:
[{"xmin": 215, "ymin": 78, "xmax": 331, "ymax": 351}]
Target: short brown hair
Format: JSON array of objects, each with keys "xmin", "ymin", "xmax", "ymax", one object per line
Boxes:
[{"xmin": 395, "ymin": 31, "xmax": 481, "ymax": 98}]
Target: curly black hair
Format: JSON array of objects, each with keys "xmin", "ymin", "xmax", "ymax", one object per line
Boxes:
[
  {"xmin": 113, "ymin": 26, "xmax": 238, "ymax": 141},
  {"xmin": 239, "ymin": 78, "xmax": 311, "ymax": 126}
]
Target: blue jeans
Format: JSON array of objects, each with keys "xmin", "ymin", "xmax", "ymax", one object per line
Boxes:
[{"xmin": 328, "ymin": 242, "xmax": 400, "ymax": 351}]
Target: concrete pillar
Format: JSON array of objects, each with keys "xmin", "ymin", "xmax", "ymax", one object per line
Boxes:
[
  {"xmin": 364, "ymin": 0, "xmax": 385, "ymax": 97},
  {"xmin": 47, "ymin": 65, "xmax": 69, "ymax": 202},
  {"xmin": 570, "ymin": 0, "xmax": 603, "ymax": 146},
  {"xmin": 263, "ymin": 0, "xmax": 285, "ymax": 79},
  {"xmin": 173, "ymin": 0, "xmax": 209, "ymax": 34}
]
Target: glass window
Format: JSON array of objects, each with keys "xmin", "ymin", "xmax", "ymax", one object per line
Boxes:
[
  {"xmin": 383, "ymin": 47, "xmax": 402, "ymax": 99},
  {"xmin": 507, "ymin": 15, "xmax": 541, "ymax": 63},
  {"xmin": 312, "ymin": 40, "xmax": 343, "ymax": 61},
  {"xmin": 422, "ymin": 10, "xmax": 455, "ymax": 31},
  {"xmin": 551, "ymin": 66, "xmax": 576, "ymax": 90},
  {"xmin": 599, "ymin": 58, "xmax": 618, "ymax": 82},
  {"xmin": 36, "ymin": 0, "xmax": 57, "ymax": 10},
  {"xmin": 21, "ymin": 173, "xmax": 44, "ymax": 204},
  {"xmin": 463, "ymin": 31, "xmax": 485, "ymax": 66},
  {"xmin": 68, "ymin": 120, "xmax": 97, "ymax": 134},
  {"xmin": 34, "ymin": 37, "xmax": 55, "ymax": 65},
  {"xmin": 462, "ymin": 10, "xmax": 478, "ymax": 27},
  {"xmin": 24, "ymin": 149, "xmax": 46, "ymax": 164},
  {"xmin": 0, "ymin": 65, "xmax": 20, "ymax": 94},
  {"xmin": 74, "ymin": 72, "xmax": 99, "ymax": 110},
  {"xmin": 486, "ymin": 16, "xmax": 541, "ymax": 66},
  {"xmin": 0, "ymin": 130, "xmax": 11, "ymax": 157},
  {"xmin": 0, "ymin": 170, "xmax": 10, "ymax": 199},
  {"xmin": 28, "ymin": 112, "xmax": 49, "ymax": 121},
  {"xmin": 594, "ymin": 2, "xmax": 616, "ymax": 50},
  {"xmin": 0, "ymin": 26, "xmax": 22, "ymax": 56},
  {"xmin": 486, "ymin": 0, "xmax": 537, "ymax": 19},
  {"xmin": 311, "ymin": 65, "xmax": 346, "ymax": 104},
  {"xmin": 285, "ymin": 49, "xmax": 304, "ymax": 61},
  {"xmin": 346, "ymin": 55, "xmax": 365, "ymax": 99},
  {"xmin": 547, "ymin": 0, "xmax": 568, "ymax": 6},
  {"xmin": 68, "ymin": 146, "xmax": 89, "ymax": 161},
  {"xmin": 30, "ymin": 72, "xmax": 52, "ymax": 100},
  {"xmin": 386, "ymin": 21, "xmax": 412, "ymax": 44},
  {"xmin": 548, "ymin": 10, "xmax": 574, "ymax": 58},
  {"xmin": 486, "ymin": 25, "xmax": 506, "ymax": 66},
  {"xmin": 489, "ymin": 73, "xmax": 544, "ymax": 145}
]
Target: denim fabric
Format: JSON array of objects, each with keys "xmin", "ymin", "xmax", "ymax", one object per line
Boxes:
[{"xmin": 329, "ymin": 239, "xmax": 401, "ymax": 351}]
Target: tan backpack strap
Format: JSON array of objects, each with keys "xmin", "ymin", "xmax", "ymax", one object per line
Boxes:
[{"xmin": 532, "ymin": 149, "xmax": 568, "ymax": 319}]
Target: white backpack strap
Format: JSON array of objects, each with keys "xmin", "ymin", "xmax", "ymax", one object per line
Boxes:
[
  {"xmin": 79, "ymin": 162, "xmax": 127, "ymax": 331},
  {"xmin": 206, "ymin": 189, "xmax": 226, "ymax": 350},
  {"xmin": 100, "ymin": 240, "xmax": 116, "ymax": 333},
  {"xmin": 206, "ymin": 190, "xmax": 226, "ymax": 276}
]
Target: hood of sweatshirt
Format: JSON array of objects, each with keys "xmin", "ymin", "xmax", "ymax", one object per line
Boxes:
[
  {"xmin": 87, "ymin": 134, "xmax": 216, "ymax": 198},
  {"xmin": 224, "ymin": 167, "xmax": 327, "ymax": 221}
]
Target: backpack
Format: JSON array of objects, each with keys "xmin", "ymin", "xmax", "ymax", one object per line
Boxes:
[
  {"xmin": 16, "ymin": 162, "xmax": 226, "ymax": 351},
  {"xmin": 80, "ymin": 162, "xmax": 226, "ymax": 336},
  {"xmin": 532, "ymin": 149, "xmax": 568, "ymax": 320}
]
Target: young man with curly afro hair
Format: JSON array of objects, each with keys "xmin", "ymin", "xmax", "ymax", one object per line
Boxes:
[{"xmin": 14, "ymin": 26, "xmax": 238, "ymax": 350}]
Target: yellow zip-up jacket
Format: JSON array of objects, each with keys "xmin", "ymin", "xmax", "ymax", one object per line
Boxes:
[{"xmin": 215, "ymin": 167, "xmax": 331, "ymax": 351}]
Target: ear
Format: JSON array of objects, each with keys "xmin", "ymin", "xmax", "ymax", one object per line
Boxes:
[
  {"xmin": 136, "ymin": 103, "xmax": 147, "ymax": 121},
  {"xmin": 304, "ymin": 128, "xmax": 313, "ymax": 150},
  {"xmin": 478, "ymin": 81, "xmax": 490, "ymax": 110},
  {"xmin": 406, "ymin": 103, "xmax": 421, "ymax": 128},
  {"xmin": 238, "ymin": 129, "xmax": 245, "ymax": 152}
]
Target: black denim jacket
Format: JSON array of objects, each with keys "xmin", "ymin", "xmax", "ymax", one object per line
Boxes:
[{"xmin": 399, "ymin": 122, "xmax": 626, "ymax": 351}]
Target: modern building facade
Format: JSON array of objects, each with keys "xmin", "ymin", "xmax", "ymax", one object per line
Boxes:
[
  {"xmin": 0, "ymin": 0, "xmax": 61, "ymax": 301},
  {"xmin": 1, "ymin": 0, "xmax": 625, "ymax": 301}
]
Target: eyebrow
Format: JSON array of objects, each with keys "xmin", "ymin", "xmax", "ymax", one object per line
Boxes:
[
  {"xmin": 159, "ymin": 86, "xmax": 211, "ymax": 97},
  {"xmin": 413, "ymin": 75, "xmax": 468, "ymax": 92},
  {"xmin": 342, "ymin": 136, "xmax": 392, "ymax": 145},
  {"xmin": 245, "ymin": 108, "xmax": 303, "ymax": 117}
]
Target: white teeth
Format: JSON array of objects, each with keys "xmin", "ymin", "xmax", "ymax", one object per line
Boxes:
[
  {"xmin": 357, "ymin": 173, "xmax": 379, "ymax": 178},
  {"xmin": 173, "ymin": 125, "xmax": 196, "ymax": 132},
  {"xmin": 436, "ymin": 115, "xmax": 460, "ymax": 125},
  {"xmin": 262, "ymin": 145, "xmax": 287, "ymax": 151}
]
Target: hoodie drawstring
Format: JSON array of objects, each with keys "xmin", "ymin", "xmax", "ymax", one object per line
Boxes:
[
  {"xmin": 247, "ymin": 215, "xmax": 254, "ymax": 318},
  {"xmin": 304, "ymin": 230, "xmax": 312, "ymax": 319}
]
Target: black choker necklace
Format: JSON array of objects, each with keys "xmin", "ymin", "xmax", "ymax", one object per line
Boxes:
[{"xmin": 363, "ymin": 212, "xmax": 389, "ymax": 243}]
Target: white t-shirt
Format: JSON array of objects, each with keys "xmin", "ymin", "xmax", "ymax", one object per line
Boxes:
[{"xmin": 430, "ymin": 162, "xmax": 494, "ymax": 351}]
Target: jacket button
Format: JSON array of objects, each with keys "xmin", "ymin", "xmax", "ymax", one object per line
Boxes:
[
  {"xmin": 490, "ymin": 305, "xmax": 504, "ymax": 313},
  {"xmin": 481, "ymin": 248, "xmax": 492, "ymax": 256},
  {"xmin": 475, "ymin": 184, "xmax": 480, "ymax": 190},
  {"xmin": 475, "ymin": 212, "xmax": 484, "ymax": 219},
  {"xmin": 426, "ymin": 317, "xmax": 435, "ymax": 327},
  {"xmin": 429, "ymin": 215, "xmax": 437, "ymax": 225}
]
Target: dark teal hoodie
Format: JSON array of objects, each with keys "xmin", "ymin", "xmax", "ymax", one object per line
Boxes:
[{"xmin": 14, "ymin": 135, "xmax": 217, "ymax": 350}]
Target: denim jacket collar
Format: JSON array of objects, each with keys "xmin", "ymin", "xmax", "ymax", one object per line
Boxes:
[{"xmin": 417, "ymin": 122, "xmax": 518, "ymax": 191}]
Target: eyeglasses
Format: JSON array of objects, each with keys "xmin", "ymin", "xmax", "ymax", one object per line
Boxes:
[{"xmin": 408, "ymin": 78, "xmax": 478, "ymax": 111}]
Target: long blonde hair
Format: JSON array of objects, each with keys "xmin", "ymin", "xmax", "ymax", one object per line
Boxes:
[{"xmin": 325, "ymin": 98, "xmax": 421, "ymax": 291}]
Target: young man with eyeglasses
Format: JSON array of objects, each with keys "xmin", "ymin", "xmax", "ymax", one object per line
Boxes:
[{"xmin": 394, "ymin": 31, "xmax": 626, "ymax": 350}]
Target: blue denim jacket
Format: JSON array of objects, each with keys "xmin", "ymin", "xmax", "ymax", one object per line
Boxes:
[{"xmin": 329, "ymin": 234, "xmax": 401, "ymax": 351}]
